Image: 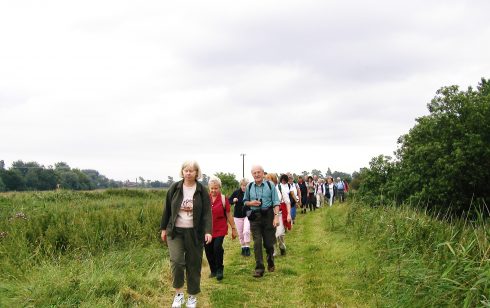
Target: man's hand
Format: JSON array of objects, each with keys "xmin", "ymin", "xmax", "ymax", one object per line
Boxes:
[
  {"xmin": 205, "ymin": 233, "xmax": 212, "ymax": 244},
  {"xmin": 248, "ymin": 200, "xmax": 262, "ymax": 207},
  {"xmin": 161, "ymin": 230, "xmax": 167, "ymax": 244},
  {"xmin": 273, "ymin": 215, "xmax": 280, "ymax": 227}
]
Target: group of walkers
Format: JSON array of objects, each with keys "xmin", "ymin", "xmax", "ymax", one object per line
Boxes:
[{"xmin": 160, "ymin": 161, "xmax": 349, "ymax": 308}]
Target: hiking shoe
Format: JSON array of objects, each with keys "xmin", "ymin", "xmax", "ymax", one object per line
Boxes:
[
  {"xmin": 171, "ymin": 293, "xmax": 184, "ymax": 308},
  {"xmin": 241, "ymin": 247, "xmax": 245, "ymax": 256},
  {"xmin": 245, "ymin": 247, "xmax": 251, "ymax": 256},
  {"xmin": 208, "ymin": 272, "xmax": 216, "ymax": 278},
  {"xmin": 267, "ymin": 265, "xmax": 275, "ymax": 272},
  {"xmin": 280, "ymin": 248, "xmax": 286, "ymax": 256},
  {"xmin": 186, "ymin": 295, "xmax": 197, "ymax": 308},
  {"xmin": 253, "ymin": 270, "xmax": 264, "ymax": 278},
  {"xmin": 216, "ymin": 268, "xmax": 223, "ymax": 281}
]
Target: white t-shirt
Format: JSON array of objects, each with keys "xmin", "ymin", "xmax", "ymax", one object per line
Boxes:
[
  {"xmin": 279, "ymin": 183, "xmax": 295, "ymax": 205},
  {"xmin": 175, "ymin": 184, "xmax": 196, "ymax": 228}
]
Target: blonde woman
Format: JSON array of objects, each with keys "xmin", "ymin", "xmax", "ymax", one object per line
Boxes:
[
  {"xmin": 229, "ymin": 178, "xmax": 251, "ymax": 256},
  {"xmin": 160, "ymin": 161, "xmax": 212, "ymax": 308},
  {"xmin": 205, "ymin": 176, "xmax": 237, "ymax": 281}
]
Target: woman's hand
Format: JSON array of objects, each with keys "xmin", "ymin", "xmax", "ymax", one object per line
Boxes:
[
  {"xmin": 231, "ymin": 227, "xmax": 238, "ymax": 239},
  {"xmin": 233, "ymin": 197, "xmax": 238, "ymax": 203},
  {"xmin": 287, "ymin": 213, "xmax": 292, "ymax": 223},
  {"xmin": 161, "ymin": 230, "xmax": 167, "ymax": 243},
  {"xmin": 205, "ymin": 233, "xmax": 212, "ymax": 244}
]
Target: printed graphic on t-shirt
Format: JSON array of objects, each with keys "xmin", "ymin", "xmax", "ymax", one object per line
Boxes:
[{"xmin": 181, "ymin": 198, "xmax": 193, "ymax": 215}]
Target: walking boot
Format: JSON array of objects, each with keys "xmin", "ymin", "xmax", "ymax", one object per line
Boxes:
[{"xmin": 216, "ymin": 268, "xmax": 224, "ymax": 281}]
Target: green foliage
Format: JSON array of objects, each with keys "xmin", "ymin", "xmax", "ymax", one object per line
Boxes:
[
  {"xmin": 214, "ymin": 172, "xmax": 239, "ymax": 195},
  {"xmin": 357, "ymin": 155, "xmax": 397, "ymax": 205},
  {"xmin": 0, "ymin": 160, "xmax": 124, "ymax": 191},
  {"xmin": 0, "ymin": 176, "xmax": 5, "ymax": 192},
  {"xmin": 0, "ymin": 189, "xmax": 166, "ymax": 279},
  {"xmin": 345, "ymin": 198, "xmax": 490, "ymax": 307},
  {"xmin": 358, "ymin": 78, "xmax": 490, "ymax": 215}
]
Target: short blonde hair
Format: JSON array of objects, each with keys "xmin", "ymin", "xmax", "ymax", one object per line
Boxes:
[
  {"xmin": 180, "ymin": 160, "xmax": 202, "ymax": 180},
  {"xmin": 239, "ymin": 178, "xmax": 249, "ymax": 186},
  {"xmin": 208, "ymin": 176, "xmax": 222, "ymax": 187},
  {"xmin": 265, "ymin": 173, "xmax": 278, "ymax": 185}
]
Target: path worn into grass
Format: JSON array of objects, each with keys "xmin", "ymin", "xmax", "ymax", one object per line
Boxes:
[{"xmin": 186, "ymin": 204, "xmax": 383, "ymax": 308}]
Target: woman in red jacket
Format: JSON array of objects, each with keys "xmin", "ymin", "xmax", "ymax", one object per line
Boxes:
[{"xmin": 205, "ymin": 176, "xmax": 237, "ymax": 281}]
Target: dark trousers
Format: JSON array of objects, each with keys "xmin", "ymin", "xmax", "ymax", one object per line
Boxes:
[
  {"xmin": 166, "ymin": 228, "xmax": 203, "ymax": 295},
  {"xmin": 250, "ymin": 208, "xmax": 276, "ymax": 273},
  {"xmin": 204, "ymin": 236, "xmax": 225, "ymax": 274},
  {"xmin": 337, "ymin": 190, "xmax": 345, "ymax": 202},
  {"xmin": 307, "ymin": 193, "xmax": 316, "ymax": 211}
]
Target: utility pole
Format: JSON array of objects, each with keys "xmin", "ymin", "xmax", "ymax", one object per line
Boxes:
[{"xmin": 240, "ymin": 153, "xmax": 246, "ymax": 178}]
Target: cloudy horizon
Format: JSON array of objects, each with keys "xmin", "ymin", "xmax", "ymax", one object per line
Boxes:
[{"xmin": 1, "ymin": 0, "xmax": 489, "ymax": 182}]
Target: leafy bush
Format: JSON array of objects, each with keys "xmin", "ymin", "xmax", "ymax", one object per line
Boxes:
[{"xmin": 358, "ymin": 78, "xmax": 490, "ymax": 216}]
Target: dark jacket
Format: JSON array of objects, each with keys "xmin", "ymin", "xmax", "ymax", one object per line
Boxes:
[
  {"xmin": 229, "ymin": 188, "xmax": 246, "ymax": 218},
  {"xmin": 160, "ymin": 180, "xmax": 212, "ymax": 245}
]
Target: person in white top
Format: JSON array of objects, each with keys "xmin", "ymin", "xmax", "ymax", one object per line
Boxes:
[
  {"xmin": 326, "ymin": 176, "xmax": 335, "ymax": 207},
  {"xmin": 315, "ymin": 178, "xmax": 326, "ymax": 208}
]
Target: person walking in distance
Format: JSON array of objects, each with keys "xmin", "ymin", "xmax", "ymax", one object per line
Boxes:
[
  {"xmin": 243, "ymin": 165, "xmax": 281, "ymax": 278},
  {"xmin": 160, "ymin": 161, "xmax": 212, "ymax": 308},
  {"xmin": 335, "ymin": 177, "xmax": 345, "ymax": 203},
  {"xmin": 229, "ymin": 178, "xmax": 251, "ymax": 257},
  {"xmin": 297, "ymin": 176, "xmax": 308, "ymax": 214}
]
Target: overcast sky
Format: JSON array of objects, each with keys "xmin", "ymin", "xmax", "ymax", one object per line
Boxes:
[{"xmin": 1, "ymin": 0, "xmax": 489, "ymax": 182}]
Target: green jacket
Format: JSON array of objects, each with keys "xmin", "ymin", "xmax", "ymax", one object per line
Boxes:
[{"xmin": 160, "ymin": 180, "xmax": 212, "ymax": 245}]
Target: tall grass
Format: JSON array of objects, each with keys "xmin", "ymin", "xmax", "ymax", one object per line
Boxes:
[
  {"xmin": 345, "ymin": 196, "xmax": 490, "ymax": 307},
  {"xmin": 0, "ymin": 189, "xmax": 165, "ymax": 278}
]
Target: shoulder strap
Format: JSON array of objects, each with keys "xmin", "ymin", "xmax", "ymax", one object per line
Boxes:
[
  {"xmin": 266, "ymin": 180, "xmax": 272, "ymax": 190},
  {"xmin": 247, "ymin": 182, "xmax": 253, "ymax": 197},
  {"xmin": 221, "ymin": 194, "xmax": 226, "ymax": 210}
]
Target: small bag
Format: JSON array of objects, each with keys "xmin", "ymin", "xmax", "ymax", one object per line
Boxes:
[{"xmin": 245, "ymin": 210, "xmax": 255, "ymax": 221}]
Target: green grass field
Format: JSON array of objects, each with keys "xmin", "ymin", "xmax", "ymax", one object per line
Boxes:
[{"xmin": 1, "ymin": 190, "xmax": 488, "ymax": 307}]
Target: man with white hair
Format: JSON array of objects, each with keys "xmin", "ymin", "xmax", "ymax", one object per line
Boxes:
[
  {"xmin": 335, "ymin": 177, "xmax": 345, "ymax": 203},
  {"xmin": 243, "ymin": 165, "xmax": 280, "ymax": 278}
]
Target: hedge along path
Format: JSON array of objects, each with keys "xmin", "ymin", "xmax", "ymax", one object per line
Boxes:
[{"xmin": 186, "ymin": 204, "xmax": 383, "ymax": 308}]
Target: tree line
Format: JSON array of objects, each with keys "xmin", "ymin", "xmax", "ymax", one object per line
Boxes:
[
  {"xmin": 355, "ymin": 78, "xmax": 490, "ymax": 216},
  {"xmin": 0, "ymin": 161, "xmax": 127, "ymax": 191}
]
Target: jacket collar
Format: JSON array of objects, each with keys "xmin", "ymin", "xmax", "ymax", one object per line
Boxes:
[{"xmin": 176, "ymin": 180, "xmax": 203, "ymax": 192}]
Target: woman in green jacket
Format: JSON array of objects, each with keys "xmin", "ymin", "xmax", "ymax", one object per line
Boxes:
[{"xmin": 160, "ymin": 160, "xmax": 212, "ymax": 308}]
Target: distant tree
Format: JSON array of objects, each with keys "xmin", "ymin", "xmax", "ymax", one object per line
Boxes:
[
  {"xmin": 350, "ymin": 171, "xmax": 362, "ymax": 190},
  {"xmin": 55, "ymin": 162, "xmax": 71, "ymax": 171},
  {"xmin": 150, "ymin": 180, "xmax": 164, "ymax": 188},
  {"xmin": 2, "ymin": 169, "xmax": 26, "ymax": 191},
  {"xmin": 0, "ymin": 160, "xmax": 4, "ymax": 170},
  {"xmin": 214, "ymin": 172, "xmax": 239, "ymax": 192},
  {"xmin": 25, "ymin": 168, "xmax": 41, "ymax": 190},
  {"xmin": 326, "ymin": 167, "xmax": 332, "ymax": 177},
  {"xmin": 392, "ymin": 78, "xmax": 490, "ymax": 214},
  {"xmin": 37, "ymin": 168, "xmax": 57, "ymax": 190},
  {"xmin": 73, "ymin": 169, "xmax": 93, "ymax": 190},
  {"xmin": 358, "ymin": 155, "xmax": 396, "ymax": 205},
  {"xmin": 311, "ymin": 169, "xmax": 322, "ymax": 177},
  {"xmin": 301, "ymin": 171, "xmax": 308, "ymax": 178},
  {"xmin": 0, "ymin": 175, "xmax": 5, "ymax": 191},
  {"xmin": 138, "ymin": 176, "xmax": 145, "ymax": 188},
  {"xmin": 58, "ymin": 171, "xmax": 80, "ymax": 190},
  {"xmin": 167, "ymin": 176, "xmax": 174, "ymax": 186},
  {"xmin": 332, "ymin": 171, "xmax": 352, "ymax": 183}
]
